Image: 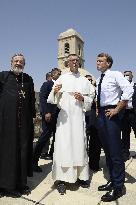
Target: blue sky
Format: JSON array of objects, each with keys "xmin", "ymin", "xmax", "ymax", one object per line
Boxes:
[{"xmin": 0, "ymin": 0, "xmax": 136, "ymax": 91}]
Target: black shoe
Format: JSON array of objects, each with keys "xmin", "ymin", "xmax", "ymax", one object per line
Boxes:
[
  {"xmin": 0, "ymin": 193, "xmax": 3, "ymax": 198},
  {"xmin": 98, "ymin": 181, "xmax": 113, "ymax": 191},
  {"xmin": 43, "ymin": 155, "xmax": 53, "ymax": 160},
  {"xmin": 33, "ymin": 165, "xmax": 42, "ymax": 172},
  {"xmin": 40, "ymin": 153, "xmax": 53, "ymax": 160},
  {"xmin": 122, "ymin": 150, "xmax": 130, "ymax": 162},
  {"xmin": 0, "ymin": 188, "xmax": 4, "ymax": 198},
  {"xmin": 123, "ymin": 154, "xmax": 130, "ymax": 162},
  {"xmin": 89, "ymin": 166, "xmax": 102, "ymax": 172},
  {"xmin": 57, "ymin": 183, "xmax": 66, "ymax": 195},
  {"xmin": 18, "ymin": 185, "xmax": 31, "ymax": 195},
  {"xmin": 77, "ymin": 179, "xmax": 90, "ymax": 188},
  {"xmin": 132, "ymin": 154, "xmax": 136, "ymax": 159},
  {"xmin": 101, "ymin": 188, "xmax": 124, "ymax": 202}
]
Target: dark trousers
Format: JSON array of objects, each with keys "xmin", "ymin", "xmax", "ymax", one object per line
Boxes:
[
  {"xmin": 97, "ymin": 108, "xmax": 125, "ymax": 189},
  {"xmin": 33, "ymin": 115, "xmax": 56, "ymax": 164},
  {"xmin": 121, "ymin": 109, "xmax": 136, "ymax": 156},
  {"xmin": 86, "ymin": 108, "xmax": 101, "ymax": 169},
  {"xmin": 88, "ymin": 126, "xmax": 101, "ymax": 169}
]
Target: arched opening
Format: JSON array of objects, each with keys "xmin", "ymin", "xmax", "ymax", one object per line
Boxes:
[
  {"xmin": 78, "ymin": 44, "xmax": 81, "ymax": 56},
  {"xmin": 65, "ymin": 43, "xmax": 70, "ymax": 54}
]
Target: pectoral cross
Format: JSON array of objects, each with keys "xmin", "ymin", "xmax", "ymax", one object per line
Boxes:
[{"xmin": 19, "ymin": 90, "xmax": 25, "ymax": 98}]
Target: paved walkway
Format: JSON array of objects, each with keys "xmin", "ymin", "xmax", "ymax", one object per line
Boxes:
[{"xmin": 1, "ymin": 132, "xmax": 136, "ymax": 205}]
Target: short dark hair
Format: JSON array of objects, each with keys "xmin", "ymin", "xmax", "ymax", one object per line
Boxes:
[
  {"xmin": 51, "ymin": 68, "xmax": 61, "ymax": 76},
  {"xmin": 46, "ymin": 72, "xmax": 51, "ymax": 80},
  {"xmin": 85, "ymin": 74, "xmax": 92, "ymax": 78},
  {"xmin": 124, "ymin": 70, "xmax": 133, "ymax": 74},
  {"xmin": 97, "ymin": 53, "xmax": 113, "ymax": 68}
]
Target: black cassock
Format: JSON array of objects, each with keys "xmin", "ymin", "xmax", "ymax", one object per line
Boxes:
[{"xmin": 0, "ymin": 71, "xmax": 36, "ymax": 190}]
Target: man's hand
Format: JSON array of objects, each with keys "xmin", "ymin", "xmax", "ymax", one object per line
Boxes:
[
  {"xmin": 105, "ymin": 108, "xmax": 118, "ymax": 119},
  {"xmin": 105, "ymin": 101, "xmax": 128, "ymax": 119},
  {"xmin": 54, "ymin": 84, "xmax": 62, "ymax": 94},
  {"xmin": 45, "ymin": 113, "xmax": 52, "ymax": 122},
  {"xmin": 74, "ymin": 92, "xmax": 84, "ymax": 101}
]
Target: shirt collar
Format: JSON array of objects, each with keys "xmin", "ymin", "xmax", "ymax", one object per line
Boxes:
[
  {"xmin": 102, "ymin": 69, "xmax": 110, "ymax": 75},
  {"xmin": 69, "ymin": 71, "xmax": 80, "ymax": 77}
]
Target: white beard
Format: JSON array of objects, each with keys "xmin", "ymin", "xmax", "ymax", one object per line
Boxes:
[{"xmin": 11, "ymin": 66, "xmax": 23, "ymax": 75}]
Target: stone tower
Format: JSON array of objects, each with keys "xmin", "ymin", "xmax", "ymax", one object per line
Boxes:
[
  {"xmin": 58, "ymin": 28, "xmax": 85, "ymax": 70},
  {"xmin": 57, "ymin": 28, "xmax": 95, "ymax": 82}
]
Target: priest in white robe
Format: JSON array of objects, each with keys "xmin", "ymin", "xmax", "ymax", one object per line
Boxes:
[{"xmin": 47, "ymin": 54, "xmax": 95, "ymax": 194}]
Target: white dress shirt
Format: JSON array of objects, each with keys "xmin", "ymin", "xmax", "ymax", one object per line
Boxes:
[{"xmin": 96, "ymin": 69, "xmax": 134, "ymax": 107}]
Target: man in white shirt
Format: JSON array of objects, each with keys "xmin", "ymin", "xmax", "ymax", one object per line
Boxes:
[
  {"xmin": 121, "ymin": 71, "xmax": 136, "ymax": 161},
  {"xmin": 96, "ymin": 53, "xmax": 133, "ymax": 202},
  {"xmin": 47, "ymin": 54, "xmax": 95, "ymax": 194}
]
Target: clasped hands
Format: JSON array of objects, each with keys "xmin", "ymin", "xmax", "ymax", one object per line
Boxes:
[
  {"xmin": 74, "ymin": 92, "xmax": 84, "ymax": 101},
  {"xmin": 45, "ymin": 113, "xmax": 52, "ymax": 122}
]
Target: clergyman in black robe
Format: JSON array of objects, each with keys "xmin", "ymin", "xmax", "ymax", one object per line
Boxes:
[{"xmin": 0, "ymin": 54, "xmax": 36, "ymax": 197}]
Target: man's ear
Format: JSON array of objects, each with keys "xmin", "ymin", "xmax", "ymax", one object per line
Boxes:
[{"xmin": 106, "ymin": 61, "xmax": 110, "ymax": 67}]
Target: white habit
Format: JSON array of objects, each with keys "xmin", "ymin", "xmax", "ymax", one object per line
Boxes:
[{"xmin": 47, "ymin": 72, "xmax": 95, "ymax": 183}]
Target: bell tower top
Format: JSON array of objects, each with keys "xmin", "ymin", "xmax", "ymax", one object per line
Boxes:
[
  {"xmin": 58, "ymin": 28, "xmax": 85, "ymax": 69},
  {"xmin": 59, "ymin": 28, "xmax": 84, "ymax": 42}
]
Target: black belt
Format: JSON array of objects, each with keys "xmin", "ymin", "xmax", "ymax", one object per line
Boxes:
[{"xmin": 100, "ymin": 105, "xmax": 117, "ymax": 109}]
